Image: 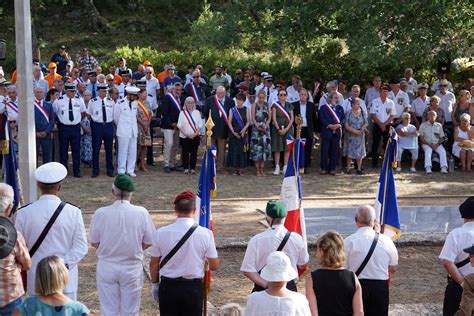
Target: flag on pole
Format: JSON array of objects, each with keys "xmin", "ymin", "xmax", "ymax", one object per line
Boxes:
[
  {"xmin": 194, "ymin": 146, "xmax": 217, "ymax": 230},
  {"xmin": 375, "ymin": 128, "xmax": 401, "ymax": 240},
  {"xmin": 0, "ymin": 113, "xmax": 20, "ymax": 216},
  {"xmin": 280, "ymin": 137, "xmax": 307, "ymax": 245}
]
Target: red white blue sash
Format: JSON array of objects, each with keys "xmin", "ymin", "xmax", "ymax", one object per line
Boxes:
[
  {"xmin": 183, "ymin": 109, "xmax": 197, "ymax": 133},
  {"xmin": 324, "ymin": 104, "xmax": 340, "ymax": 124},
  {"xmin": 34, "ymin": 99, "xmax": 50, "ymax": 122},
  {"xmin": 167, "ymin": 93, "xmax": 182, "ymax": 112},
  {"xmin": 190, "ymin": 83, "xmax": 200, "ymax": 104},
  {"xmin": 272, "ymin": 101, "xmax": 291, "ymax": 122},
  {"xmin": 214, "ymin": 96, "xmax": 228, "ymax": 124},
  {"xmin": 6, "ymin": 101, "xmax": 18, "ymax": 114}
]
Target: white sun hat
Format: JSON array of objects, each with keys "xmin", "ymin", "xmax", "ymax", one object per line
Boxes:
[{"xmin": 260, "ymin": 251, "xmax": 297, "ymax": 282}]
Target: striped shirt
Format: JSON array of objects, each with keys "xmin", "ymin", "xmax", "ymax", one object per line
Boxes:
[{"xmin": 0, "ymin": 232, "xmax": 30, "ymax": 307}]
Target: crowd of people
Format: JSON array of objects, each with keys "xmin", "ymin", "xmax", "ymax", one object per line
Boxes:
[
  {"xmin": 0, "ymin": 161, "xmax": 472, "ymax": 315},
  {"xmin": 1, "ymin": 46, "xmax": 473, "ymax": 178}
]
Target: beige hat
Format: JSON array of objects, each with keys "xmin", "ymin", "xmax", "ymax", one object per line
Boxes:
[{"xmin": 439, "ymin": 79, "xmax": 450, "ymax": 86}]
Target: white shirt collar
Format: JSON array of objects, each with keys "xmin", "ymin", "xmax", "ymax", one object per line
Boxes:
[
  {"xmin": 176, "ymin": 217, "xmax": 195, "ymax": 225},
  {"xmin": 39, "ymin": 194, "xmax": 61, "ymax": 201},
  {"xmin": 356, "ymin": 226, "xmax": 375, "ymax": 234}
]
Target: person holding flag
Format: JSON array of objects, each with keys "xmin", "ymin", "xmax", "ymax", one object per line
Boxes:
[
  {"xmin": 34, "ymin": 86, "xmax": 55, "ymax": 164},
  {"xmin": 319, "ymin": 91, "xmax": 345, "ymax": 175},
  {"xmin": 203, "ymin": 85, "xmax": 233, "ymax": 169},
  {"xmin": 177, "ymin": 97, "xmax": 203, "ymax": 174},
  {"xmin": 149, "ymin": 191, "xmax": 220, "ymax": 316},
  {"xmin": 227, "ymin": 93, "xmax": 250, "ymax": 175},
  {"xmin": 161, "ymin": 82, "xmax": 185, "ymax": 173},
  {"xmin": 241, "ymin": 200, "xmax": 309, "ymax": 293}
]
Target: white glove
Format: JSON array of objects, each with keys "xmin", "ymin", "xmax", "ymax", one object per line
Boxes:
[{"xmin": 151, "ymin": 283, "xmax": 159, "ymax": 304}]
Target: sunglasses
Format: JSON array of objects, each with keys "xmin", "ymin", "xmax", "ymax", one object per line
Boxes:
[
  {"xmin": 279, "ymin": 93, "xmax": 287, "ymax": 96},
  {"xmin": 107, "ymin": 79, "xmax": 114, "ymax": 82},
  {"xmin": 146, "ymin": 72, "xmax": 152, "ymax": 74},
  {"xmin": 193, "ymin": 76, "xmax": 200, "ymax": 78}
]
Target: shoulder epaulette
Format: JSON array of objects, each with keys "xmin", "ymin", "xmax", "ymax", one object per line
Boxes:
[
  {"xmin": 58, "ymin": 96, "xmax": 64, "ymax": 100},
  {"xmin": 75, "ymin": 95, "xmax": 80, "ymax": 99},
  {"xmin": 92, "ymin": 97, "xmax": 98, "ymax": 102}
]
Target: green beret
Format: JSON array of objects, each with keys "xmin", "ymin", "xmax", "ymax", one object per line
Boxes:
[
  {"xmin": 266, "ymin": 200, "xmax": 287, "ymax": 218},
  {"xmin": 114, "ymin": 174, "xmax": 135, "ymax": 192}
]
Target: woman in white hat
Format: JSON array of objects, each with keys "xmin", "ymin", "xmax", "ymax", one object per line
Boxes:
[{"xmin": 245, "ymin": 251, "xmax": 310, "ymax": 316}]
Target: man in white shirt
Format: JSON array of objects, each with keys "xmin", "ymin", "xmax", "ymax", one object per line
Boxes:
[
  {"xmin": 341, "ymin": 85, "xmax": 367, "ymax": 114},
  {"xmin": 286, "ymin": 76, "xmax": 314, "ymax": 104},
  {"xmin": 15, "ymin": 162, "xmax": 88, "ymax": 300},
  {"xmin": 319, "ymin": 80, "xmax": 344, "ymax": 109},
  {"xmin": 435, "ymin": 79, "xmax": 456, "ymax": 137},
  {"xmin": 149, "ymin": 191, "xmax": 220, "ymax": 315},
  {"xmin": 33, "ymin": 66, "xmax": 49, "ymax": 97},
  {"xmin": 403, "ymin": 68, "xmax": 418, "ymax": 97},
  {"xmin": 419, "ymin": 111, "xmax": 448, "ymax": 174},
  {"xmin": 431, "ymin": 74, "xmax": 454, "ymax": 93},
  {"xmin": 388, "ymin": 79, "xmax": 410, "ymax": 125},
  {"xmin": 344, "ymin": 205, "xmax": 398, "ymax": 316},
  {"xmin": 370, "ymin": 83, "xmax": 396, "ymax": 168},
  {"xmin": 141, "ymin": 67, "xmax": 160, "ymax": 102},
  {"xmin": 364, "ymin": 76, "xmax": 381, "ymax": 110},
  {"xmin": 411, "ymin": 83, "xmax": 430, "ymax": 127},
  {"xmin": 241, "ymin": 201, "xmax": 309, "ymax": 292},
  {"xmin": 256, "ymin": 74, "xmax": 277, "ymax": 106},
  {"xmin": 439, "ymin": 196, "xmax": 474, "ymax": 316},
  {"xmin": 90, "ymin": 175, "xmax": 155, "ymax": 316}
]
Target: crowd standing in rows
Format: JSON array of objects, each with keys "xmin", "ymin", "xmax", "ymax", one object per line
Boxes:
[{"xmin": 1, "ymin": 46, "xmax": 473, "ymax": 178}]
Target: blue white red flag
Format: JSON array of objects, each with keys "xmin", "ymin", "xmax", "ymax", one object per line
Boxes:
[
  {"xmin": 195, "ymin": 146, "xmax": 217, "ymax": 231},
  {"xmin": 280, "ymin": 136, "xmax": 307, "ymax": 244},
  {"xmin": 375, "ymin": 128, "xmax": 401, "ymax": 240}
]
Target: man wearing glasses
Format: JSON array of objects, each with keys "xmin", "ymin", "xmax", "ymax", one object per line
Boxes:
[
  {"xmin": 184, "ymin": 70, "xmax": 207, "ymax": 111},
  {"xmin": 435, "ymin": 79, "xmax": 456, "ymax": 139},
  {"xmin": 162, "ymin": 64, "xmax": 181, "ymax": 94}
]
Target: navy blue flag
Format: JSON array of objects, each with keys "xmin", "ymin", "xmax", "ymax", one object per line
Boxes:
[{"xmin": 1, "ymin": 113, "xmax": 20, "ymax": 216}]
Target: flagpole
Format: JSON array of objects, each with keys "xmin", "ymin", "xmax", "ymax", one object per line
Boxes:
[
  {"xmin": 203, "ymin": 111, "xmax": 214, "ymax": 316},
  {"xmin": 295, "ymin": 115, "xmax": 304, "ymax": 174}
]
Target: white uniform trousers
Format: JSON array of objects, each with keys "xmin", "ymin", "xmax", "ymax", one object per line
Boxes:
[
  {"xmin": 117, "ymin": 136, "xmax": 137, "ymax": 174},
  {"xmin": 421, "ymin": 144, "xmax": 448, "ymax": 168},
  {"xmin": 163, "ymin": 129, "xmax": 179, "ymax": 167},
  {"xmin": 97, "ymin": 260, "xmax": 143, "ymax": 316}
]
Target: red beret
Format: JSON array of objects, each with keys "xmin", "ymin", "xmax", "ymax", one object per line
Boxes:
[
  {"xmin": 174, "ymin": 191, "xmax": 196, "ymax": 204},
  {"xmin": 276, "ymin": 80, "xmax": 286, "ymax": 86}
]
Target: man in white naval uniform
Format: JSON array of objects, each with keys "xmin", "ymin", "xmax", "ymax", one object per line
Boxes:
[
  {"xmin": 90, "ymin": 174, "xmax": 155, "ymax": 315},
  {"xmin": 114, "ymin": 86, "xmax": 139, "ymax": 177},
  {"xmin": 15, "ymin": 162, "xmax": 88, "ymax": 299}
]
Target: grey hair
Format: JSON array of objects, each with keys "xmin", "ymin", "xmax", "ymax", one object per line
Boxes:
[
  {"xmin": 351, "ymin": 84, "xmax": 361, "ymax": 91},
  {"xmin": 356, "ymin": 205, "xmax": 376, "ymax": 226},
  {"xmin": 216, "ymin": 86, "xmax": 226, "ymax": 93},
  {"xmin": 405, "ymin": 68, "xmax": 413, "ymax": 74},
  {"xmin": 35, "ymin": 86, "xmax": 45, "ymax": 93},
  {"xmin": 460, "ymin": 113, "xmax": 471, "ymax": 122},
  {"xmin": 33, "ymin": 66, "xmax": 42, "ymax": 72},
  {"xmin": 112, "ymin": 183, "xmax": 132, "ymax": 198},
  {"xmin": 401, "ymin": 112, "xmax": 411, "ymax": 119},
  {"xmin": 328, "ymin": 91, "xmax": 339, "ymax": 100},
  {"xmin": 53, "ymin": 78, "xmax": 63, "ymax": 85},
  {"xmin": 0, "ymin": 183, "xmax": 14, "ymax": 213},
  {"xmin": 7, "ymin": 85, "xmax": 16, "ymax": 91},
  {"xmin": 326, "ymin": 81, "xmax": 335, "ymax": 89},
  {"xmin": 428, "ymin": 110, "xmax": 437, "ymax": 118},
  {"xmin": 82, "ymin": 90, "xmax": 92, "ymax": 97},
  {"xmin": 185, "ymin": 96, "xmax": 196, "ymax": 105},
  {"xmin": 219, "ymin": 303, "xmax": 244, "ymax": 316},
  {"xmin": 257, "ymin": 89, "xmax": 267, "ymax": 98}
]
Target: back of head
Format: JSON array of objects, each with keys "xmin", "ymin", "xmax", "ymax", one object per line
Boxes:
[
  {"xmin": 174, "ymin": 191, "xmax": 196, "ymax": 214},
  {"xmin": 35, "ymin": 255, "xmax": 68, "ymax": 296},
  {"xmin": 219, "ymin": 303, "xmax": 244, "ymax": 316},
  {"xmin": 316, "ymin": 231, "xmax": 345, "ymax": 268},
  {"xmin": 0, "ymin": 183, "xmax": 14, "ymax": 214},
  {"xmin": 356, "ymin": 205, "xmax": 376, "ymax": 227}
]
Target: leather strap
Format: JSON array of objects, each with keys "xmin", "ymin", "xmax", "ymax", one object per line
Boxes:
[
  {"xmin": 277, "ymin": 231, "xmax": 292, "ymax": 251},
  {"xmin": 356, "ymin": 232, "xmax": 379, "ymax": 277},
  {"xmin": 455, "ymin": 257, "xmax": 470, "ymax": 269},
  {"xmin": 29, "ymin": 201, "xmax": 66, "ymax": 257},
  {"xmin": 159, "ymin": 224, "xmax": 198, "ymax": 270}
]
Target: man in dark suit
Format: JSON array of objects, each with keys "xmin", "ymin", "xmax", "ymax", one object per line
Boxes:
[
  {"xmin": 160, "ymin": 82, "xmax": 185, "ymax": 173},
  {"xmin": 34, "ymin": 86, "xmax": 55, "ymax": 165},
  {"xmin": 203, "ymin": 85, "xmax": 233, "ymax": 169},
  {"xmin": 293, "ymin": 88, "xmax": 317, "ymax": 172}
]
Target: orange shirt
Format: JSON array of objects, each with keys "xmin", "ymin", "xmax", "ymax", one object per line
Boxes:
[
  {"xmin": 44, "ymin": 73, "xmax": 63, "ymax": 89},
  {"xmin": 157, "ymin": 71, "xmax": 167, "ymax": 84},
  {"xmin": 11, "ymin": 70, "xmax": 17, "ymax": 84}
]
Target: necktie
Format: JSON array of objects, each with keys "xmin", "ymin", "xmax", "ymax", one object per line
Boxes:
[
  {"xmin": 266, "ymin": 87, "xmax": 270, "ymax": 104},
  {"xmin": 102, "ymin": 99, "xmax": 107, "ymax": 122},
  {"xmin": 129, "ymin": 100, "xmax": 132, "ymax": 110},
  {"xmin": 68, "ymin": 98, "xmax": 74, "ymax": 122},
  {"xmin": 92, "ymin": 84, "xmax": 96, "ymax": 98}
]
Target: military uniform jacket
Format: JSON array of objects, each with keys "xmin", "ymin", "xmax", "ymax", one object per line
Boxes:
[
  {"xmin": 87, "ymin": 96, "xmax": 115, "ymax": 123},
  {"xmin": 53, "ymin": 95, "xmax": 86, "ymax": 125},
  {"xmin": 203, "ymin": 95, "xmax": 233, "ymax": 139},
  {"xmin": 113, "ymin": 98, "xmax": 138, "ymax": 138}
]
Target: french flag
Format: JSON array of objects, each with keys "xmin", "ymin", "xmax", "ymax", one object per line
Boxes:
[{"xmin": 280, "ymin": 137, "xmax": 307, "ymax": 246}]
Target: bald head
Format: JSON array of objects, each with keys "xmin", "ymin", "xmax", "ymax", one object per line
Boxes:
[{"xmin": 356, "ymin": 205, "xmax": 376, "ymax": 227}]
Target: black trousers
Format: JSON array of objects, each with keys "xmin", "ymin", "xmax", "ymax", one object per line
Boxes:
[
  {"xmin": 443, "ymin": 278, "xmax": 463, "ymax": 316},
  {"xmin": 301, "ymin": 127, "xmax": 313, "ymax": 168},
  {"xmin": 360, "ymin": 279, "xmax": 389, "ymax": 316},
  {"xmin": 159, "ymin": 277, "xmax": 203, "ymax": 316},
  {"xmin": 147, "ymin": 120, "xmax": 154, "ymax": 164},
  {"xmin": 252, "ymin": 279, "xmax": 297, "ymax": 292},
  {"xmin": 180, "ymin": 137, "xmax": 200, "ymax": 170},
  {"xmin": 371, "ymin": 124, "xmax": 390, "ymax": 168}
]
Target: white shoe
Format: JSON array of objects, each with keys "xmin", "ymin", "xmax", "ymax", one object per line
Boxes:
[
  {"xmin": 441, "ymin": 167, "xmax": 448, "ymax": 174},
  {"xmin": 425, "ymin": 167, "xmax": 432, "ymax": 174},
  {"xmin": 273, "ymin": 165, "xmax": 280, "ymax": 175},
  {"xmin": 395, "ymin": 167, "xmax": 402, "ymax": 172},
  {"xmin": 410, "ymin": 167, "xmax": 416, "ymax": 172},
  {"xmin": 282, "ymin": 165, "xmax": 287, "ymax": 175},
  {"xmin": 128, "ymin": 172, "xmax": 137, "ymax": 177},
  {"xmin": 190, "ymin": 169, "xmax": 196, "ymax": 175},
  {"xmin": 184, "ymin": 169, "xmax": 189, "ymax": 174}
]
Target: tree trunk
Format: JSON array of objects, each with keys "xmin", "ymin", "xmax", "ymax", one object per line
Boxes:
[{"xmin": 81, "ymin": 0, "xmax": 108, "ymax": 31}]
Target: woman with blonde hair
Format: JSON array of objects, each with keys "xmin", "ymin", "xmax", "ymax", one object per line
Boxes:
[
  {"xmin": 136, "ymin": 89, "xmax": 152, "ymax": 172},
  {"xmin": 306, "ymin": 231, "xmax": 363, "ymax": 316},
  {"xmin": 453, "ymin": 113, "xmax": 474, "ymax": 172},
  {"xmin": 14, "ymin": 256, "xmax": 89, "ymax": 316}
]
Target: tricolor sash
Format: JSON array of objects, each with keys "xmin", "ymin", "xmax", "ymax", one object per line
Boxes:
[
  {"xmin": 324, "ymin": 104, "xmax": 341, "ymax": 124},
  {"xmin": 7, "ymin": 101, "xmax": 18, "ymax": 114},
  {"xmin": 232, "ymin": 107, "xmax": 249, "ymax": 151},
  {"xmin": 183, "ymin": 109, "xmax": 197, "ymax": 133},
  {"xmin": 190, "ymin": 83, "xmax": 200, "ymax": 104},
  {"xmin": 272, "ymin": 101, "xmax": 291, "ymax": 123},
  {"xmin": 137, "ymin": 101, "xmax": 151, "ymax": 122},
  {"xmin": 34, "ymin": 99, "xmax": 49, "ymax": 122},
  {"xmin": 167, "ymin": 93, "xmax": 182, "ymax": 112},
  {"xmin": 214, "ymin": 96, "xmax": 228, "ymax": 124}
]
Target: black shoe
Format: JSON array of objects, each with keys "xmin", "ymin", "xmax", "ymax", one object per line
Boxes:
[
  {"xmin": 357, "ymin": 170, "xmax": 363, "ymax": 175},
  {"xmin": 344, "ymin": 167, "xmax": 351, "ymax": 174},
  {"xmin": 173, "ymin": 166, "xmax": 183, "ymax": 172},
  {"xmin": 303, "ymin": 168, "xmax": 310, "ymax": 174},
  {"xmin": 147, "ymin": 162, "xmax": 157, "ymax": 166},
  {"xmin": 74, "ymin": 174, "xmax": 82, "ymax": 178},
  {"xmin": 107, "ymin": 173, "xmax": 114, "ymax": 177},
  {"xmin": 91, "ymin": 174, "xmax": 99, "ymax": 178},
  {"xmin": 164, "ymin": 167, "xmax": 171, "ymax": 173}
]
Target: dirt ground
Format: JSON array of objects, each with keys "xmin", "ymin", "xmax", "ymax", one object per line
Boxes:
[{"xmin": 50, "ymin": 145, "xmax": 472, "ymax": 314}]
